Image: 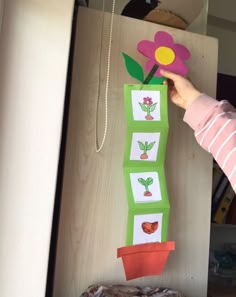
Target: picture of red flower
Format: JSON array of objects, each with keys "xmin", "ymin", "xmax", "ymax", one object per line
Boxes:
[
  {"xmin": 143, "ymin": 97, "xmax": 153, "ymax": 105},
  {"xmin": 139, "ymin": 97, "xmax": 157, "ymax": 120}
]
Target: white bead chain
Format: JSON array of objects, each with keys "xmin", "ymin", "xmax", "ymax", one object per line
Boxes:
[{"xmin": 95, "ymin": 0, "xmax": 116, "ymax": 153}]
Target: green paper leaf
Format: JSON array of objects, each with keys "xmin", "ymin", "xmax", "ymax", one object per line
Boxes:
[
  {"xmin": 149, "ymin": 76, "xmax": 166, "ymax": 85},
  {"xmin": 146, "ymin": 177, "xmax": 153, "ymax": 186},
  {"xmin": 122, "ymin": 53, "xmax": 144, "ymax": 83},
  {"xmin": 138, "ymin": 141, "xmax": 145, "ymax": 150},
  {"xmin": 138, "ymin": 178, "xmax": 146, "ymax": 186},
  {"xmin": 146, "ymin": 141, "xmax": 156, "ymax": 151},
  {"xmin": 149, "ymin": 103, "xmax": 157, "ymax": 112},
  {"xmin": 139, "ymin": 102, "xmax": 148, "ymax": 112}
]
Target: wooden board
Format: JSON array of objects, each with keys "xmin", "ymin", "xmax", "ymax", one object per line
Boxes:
[
  {"xmin": 53, "ymin": 7, "xmax": 218, "ymax": 297},
  {"xmin": 0, "ymin": 1, "xmax": 74, "ymax": 296}
]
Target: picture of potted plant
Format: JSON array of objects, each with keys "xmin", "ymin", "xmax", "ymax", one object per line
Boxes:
[{"xmin": 138, "ymin": 177, "xmax": 153, "ymax": 196}]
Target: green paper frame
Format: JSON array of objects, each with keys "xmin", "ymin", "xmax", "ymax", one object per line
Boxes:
[
  {"xmin": 123, "ymin": 166, "xmax": 170, "ymax": 210},
  {"xmin": 123, "ymin": 83, "xmax": 171, "ymax": 248},
  {"xmin": 126, "ymin": 208, "xmax": 170, "ymax": 246}
]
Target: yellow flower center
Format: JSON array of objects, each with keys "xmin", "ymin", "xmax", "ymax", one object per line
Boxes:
[{"xmin": 155, "ymin": 46, "xmax": 175, "ymax": 65}]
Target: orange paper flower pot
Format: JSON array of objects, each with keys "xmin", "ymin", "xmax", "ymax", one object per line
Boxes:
[{"xmin": 117, "ymin": 241, "xmax": 175, "ymax": 280}]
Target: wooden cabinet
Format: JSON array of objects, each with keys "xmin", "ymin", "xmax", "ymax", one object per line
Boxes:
[
  {"xmin": 0, "ymin": 3, "xmax": 220, "ymax": 297},
  {"xmin": 53, "ymin": 7, "xmax": 218, "ymax": 297},
  {"xmin": 208, "ymin": 283, "xmax": 236, "ymax": 297}
]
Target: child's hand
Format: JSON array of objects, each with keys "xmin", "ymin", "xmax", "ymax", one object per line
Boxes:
[{"xmin": 160, "ymin": 69, "xmax": 201, "ymax": 110}]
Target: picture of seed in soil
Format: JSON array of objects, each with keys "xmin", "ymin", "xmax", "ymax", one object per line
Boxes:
[
  {"xmin": 139, "ymin": 97, "xmax": 157, "ymax": 120},
  {"xmin": 141, "ymin": 221, "xmax": 158, "ymax": 234},
  {"xmin": 133, "ymin": 213, "xmax": 163, "ymax": 244},
  {"xmin": 138, "ymin": 177, "xmax": 153, "ymax": 196},
  {"xmin": 138, "ymin": 141, "xmax": 156, "ymax": 159}
]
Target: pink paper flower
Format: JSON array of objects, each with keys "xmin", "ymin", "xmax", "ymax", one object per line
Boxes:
[
  {"xmin": 143, "ymin": 97, "xmax": 153, "ymax": 105},
  {"xmin": 137, "ymin": 31, "xmax": 190, "ymax": 77}
]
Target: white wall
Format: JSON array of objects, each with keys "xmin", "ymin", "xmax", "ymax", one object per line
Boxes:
[
  {"xmin": 187, "ymin": 0, "xmax": 208, "ymax": 34},
  {"xmin": 207, "ymin": 0, "xmax": 236, "ymax": 76},
  {"xmin": 209, "ymin": 0, "xmax": 236, "ymax": 23},
  {"xmin": 0, "ymin": 1, "xmax": 73, "ymax": 296},
  {"xmin": 207, "ymin": 24, "xmax": 236, "ymax": 76}
]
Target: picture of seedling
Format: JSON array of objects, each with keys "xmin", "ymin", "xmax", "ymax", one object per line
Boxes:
[
  {"xmin": 141, "ymin": 221, "xmax": 158, "ymax": 234},
  {"xmin": 139, "ymin": 97, "xmax": 157, "ymax": 120},
  {"xmin": 138, "ymin": 177, "xmax": 153, "ymax": 196},
  {"xmin": 138, "ymin": 141, "xmax": 156, "ymax": 159}
]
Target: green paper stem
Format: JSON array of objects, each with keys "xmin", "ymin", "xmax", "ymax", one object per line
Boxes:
[
  {"xmin": 144, "ymin": 141, "xmax": 148, "ymax": 154},
  {"xmin": 143, "ymin": 64, "xmax": 158, "ymax": 84}
]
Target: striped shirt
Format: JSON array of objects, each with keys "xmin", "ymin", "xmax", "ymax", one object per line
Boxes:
[{"xmin": 184, "ymin": 94, "xmax": 236, "ymax": 192}]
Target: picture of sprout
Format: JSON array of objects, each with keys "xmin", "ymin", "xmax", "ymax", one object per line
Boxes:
[
  {"xmin": 138, "ymin": 141, "xmax": 156, "ymax": 159},
  {"xmin": 139, "ymin": 97, "xmax": 157, "ymax": 120},
  {"xmin": 138, "ymin": 177, "xmax": 153, "ymax": 196}
]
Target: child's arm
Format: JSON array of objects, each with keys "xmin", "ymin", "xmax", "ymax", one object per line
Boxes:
[
  {"xmin": 184, "ymin": 95, "xmax": 236, "ymax": 191},
  {"xmin": 160, "ymin": 69, "xmax": 236, "ymax": 191}
]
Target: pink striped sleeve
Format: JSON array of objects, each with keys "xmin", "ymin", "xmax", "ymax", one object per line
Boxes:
[{"xmin": 183, "ymin": 94, "xmax": 236, "ymax": 192}]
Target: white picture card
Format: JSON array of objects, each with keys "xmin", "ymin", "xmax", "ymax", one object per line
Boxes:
[
  {"xmin": 131, "ymin": 90, "xmax": 161, "ymax": 121},
  {"xmin": 130, "ymin": 172, "xmax": 162, "ymax": 203},
  {"xmin": 133, "ymin": 213, "xmax": 163, "ymax": 245},
  {"xmin": 130, "ymin": 132, "xmax": 160, "ymax": 161}
]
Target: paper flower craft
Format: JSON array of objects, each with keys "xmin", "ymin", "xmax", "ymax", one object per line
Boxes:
[
  {"xmin": 137, "ymin": 31, "xmax": 190, "ymax": 77},
  {"xmin": 119, "ymin": 30, "xmax": 180, "ymax": 281},
  {"xmin": 122, "ymin": 31, "xmax": 191, "ymax": 84}
]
